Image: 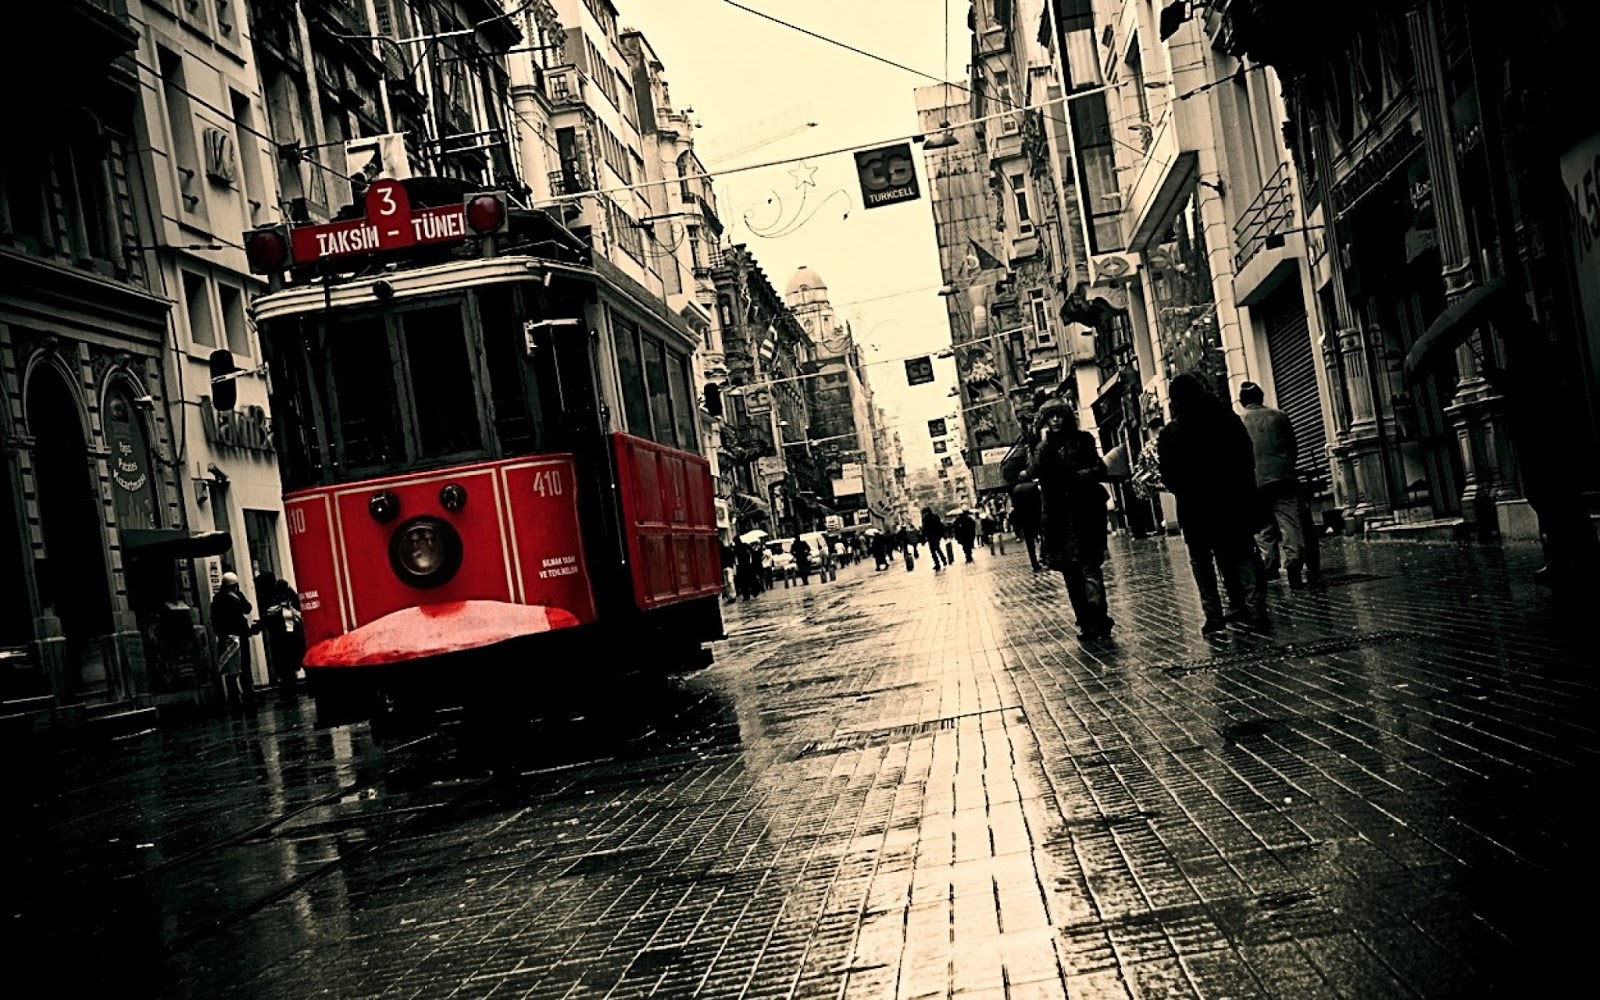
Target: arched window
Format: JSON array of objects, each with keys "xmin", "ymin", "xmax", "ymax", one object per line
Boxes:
[{"xmin": 104, "ymin": 383, "xmax": 160, "ymax": 530}]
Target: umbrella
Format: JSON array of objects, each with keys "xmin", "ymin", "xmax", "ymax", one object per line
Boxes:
[
  {"xmin": 864, "ymin": 527, "xmax": 882, "ymax": 535},
  {"xmin": 738, "ymin": 529, "xmax": 769, "ymax": 543}
]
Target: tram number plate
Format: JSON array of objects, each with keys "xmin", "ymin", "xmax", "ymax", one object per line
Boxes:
[{"xmin": 531, "ymin": 469, "xmax": 564, "ymax": 497}]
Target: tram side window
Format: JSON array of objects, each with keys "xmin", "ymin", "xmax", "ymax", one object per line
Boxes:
[
  {"xmin": 611, "ymin": 316, "xmax": 652, "ymax": 437},
  {"xmin": 478, "ymin": 286, "xmax": 542, "ymax": 454},
  {"xmin": 642, "ymin": 334, "xmax": 677, "ymax": 448},
  {"xmin": 263, "ymin": 317, "xmax": 326, "ymax": 490},
  {"xmin": 668, "ymin": 347, "xmax": 698, "ymax": 453},
  {"xmin": 326, "ymin": 314, "xmax": 404, "ymax": 470},
  {"xmin": 399, "ymin": 304, "xmax": 484, "ymax": 459}
]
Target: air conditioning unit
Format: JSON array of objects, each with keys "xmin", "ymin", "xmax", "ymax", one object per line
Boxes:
[{"xmin": 1000, "ymin": 116, "xmax": 1019, "ymax": 136}]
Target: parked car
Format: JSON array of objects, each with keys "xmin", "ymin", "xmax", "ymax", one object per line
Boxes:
[{"xmin": 767, "ymin": 539, "xmax": 796, "ymax": 574}]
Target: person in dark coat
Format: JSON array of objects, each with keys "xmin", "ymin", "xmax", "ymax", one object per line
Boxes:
[
  {"xmin": 1157, "ymin": 373, "xmax": 1270, "ymax": 635},
  {"xmin": 1010, "ymin": 477, "xmax": 1044, "ymax": 571},
  {"xmin": 952, "ymin": 511, "xmax": 978, "ymax": 563},
  {"xmin": 919, "ymin": 508, "xmax": 947, "ymax": 571},
  {"xmin": 791, "ymin": 536, "xmax": 813, "ymax": 585},
  {"xmin": 1028, "ymin": 399, "xmax": 1114, "ymax": 639},
  {"xmin": 211, "ymin": 571, "xmax": 256, "ymax": 709},
  {"xmin": 258, "ymin": 576, "xmax": 305, "ymax": 700}
]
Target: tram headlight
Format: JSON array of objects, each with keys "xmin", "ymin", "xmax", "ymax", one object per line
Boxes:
[{"xmin": 388, "ymin": 516, "xmax": 463, "ymax": 589}]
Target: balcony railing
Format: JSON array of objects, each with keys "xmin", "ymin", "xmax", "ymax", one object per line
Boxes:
[{"xmin": 1233, "ymin": 161, "xmax": 1296, "ymax": 272}]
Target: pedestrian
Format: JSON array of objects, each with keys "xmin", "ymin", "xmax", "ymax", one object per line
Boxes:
[
  {"xmin": 1158, "ymin": 373, "xmax": 1270, "ymax": 636},
  {"xmin": 259, "ymin": 576, "xmax": 305, "ymax": 701},
  {"xmin": 1010, "ymin": 477, "xmax": 1044, "ymax": 571},
  {"xmin": 1029, "ymin": 399, "xmax": 1115, "ymax": 640},
  {"xmin": 982, "ymin": 510, "xmax": 1004, "ymax": 555},
  {"xmin": 1237, "ymin": 381, "xmax": 1313, "ymax": 589},
  {"xmin": 719, "ymin": 538, "xmax": 737, "ymax": 603},
  {"xmin": 920, "ymin": 507, "xmax": 947, "ymax": 572},
  {"xmin": 791, "ymin": 535, "xmax": 813, "ymax": 585},
  {"xmin": 953, "ymin": 510, "xmax": 978, "ymax": 563},
  {"xmin": 210, "ymin": 571, "xmax": 256, "ymax": 710}
]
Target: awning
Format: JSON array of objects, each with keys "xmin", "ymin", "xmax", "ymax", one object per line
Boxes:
[
  {"xmin": 733, "ymin": 493, "xmax": 770, "ymax": 520},
  {"xmin": 1404, "ymin": 277, "xmax": 1510, "ymax": 388},
  {"xmin": 121, "ymin": 529, "xmax": 232, "ymax": 560}
]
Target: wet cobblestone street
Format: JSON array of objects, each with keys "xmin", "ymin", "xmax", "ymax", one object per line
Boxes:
[{"xmin": 7, "ymin": 535, "xmax": 1598, "ymax": 999}]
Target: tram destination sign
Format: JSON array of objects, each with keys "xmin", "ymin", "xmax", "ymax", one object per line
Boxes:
[{"xmin": 289, "ymin": 179, "xmax": 469, "ymax": 265}]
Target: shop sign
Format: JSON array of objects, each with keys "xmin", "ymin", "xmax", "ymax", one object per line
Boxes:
[
  {"xmin": 1562, "ymin": 131, "xmax": 1600, "ymax": 397},
  {"xmin": 832, "ymin": 474, "xmax": 865, "ymax": 497},
  {"xmin": 200, "ymin": 396, "xmax": 274, "ymax": 454},
  {"xmin": 980, "ymin": 446, "xmax": 1011, "ymax": 466},
  {"xmin": 928, "ymin": 417, "xmax": 947, "ymax": 438},
  {"xmin": 105, "ymin": 392, "xmax": 158, "ymax": 530}
]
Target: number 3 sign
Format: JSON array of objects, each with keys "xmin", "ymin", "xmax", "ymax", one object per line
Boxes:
[{"xmin": 854, "ymin": 144, "xmax": 922, "ymax": 209}]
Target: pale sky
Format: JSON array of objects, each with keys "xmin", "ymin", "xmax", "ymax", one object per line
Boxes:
[{"xmin": 620, "ymin": 0, "xmax": 972, "ymax": 474}]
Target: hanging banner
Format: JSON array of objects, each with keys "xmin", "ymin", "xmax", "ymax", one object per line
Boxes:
[
  {"xmin": 928, "ymin": 417, "xmax": 947, "ymax": 438},
  {"xmin": 905, "ymin": 356, "xmax": 935, "ymax": 386},
  {"xmin": 854, "ymin": 143, "xmax": 921, "ymax": 208}
]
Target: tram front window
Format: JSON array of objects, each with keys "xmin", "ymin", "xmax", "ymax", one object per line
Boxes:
[
  {"xmin": 398, "ymin": 304, "xmax": 482, "ymax": 458},
  {"xmin": 328, "ymin": 314, "xmax": 405, "ymax": 471}
]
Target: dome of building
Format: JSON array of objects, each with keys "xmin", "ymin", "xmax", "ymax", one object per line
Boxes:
[{"xmin": 785, "ymin": 266, "xmax": 828, "ymax": 305}]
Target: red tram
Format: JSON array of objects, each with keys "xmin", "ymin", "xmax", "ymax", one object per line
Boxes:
[{"xmin": 239, "ymin": 177, "xmax": 724, "ymax": 728}]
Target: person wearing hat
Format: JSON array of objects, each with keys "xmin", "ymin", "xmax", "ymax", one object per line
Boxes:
[
  {"xmin": 1028, "ymin": 398, "xmax": 1115, "ymax": 640},
  {"xmin": 1158, "ymin": 373, "xmax": 1270, "ymax": 635},
  {"xmin": 1237, "ymin": 381, "xmax": 1310, "ymax": 589}
]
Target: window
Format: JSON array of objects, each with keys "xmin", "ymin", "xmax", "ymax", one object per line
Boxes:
[
  {"xmin": 218, "ymin": 283, "xmax": 250, "ymax": 357},
  {"xmin": 1008, "ymin": 172, "xmax": 1033, "ymax": 234},
  {"xmin": 159, "ymin": 47, "xmax": 205, "ymax": 218},
  {"xmin": 325, "ymin": 313, "xmax": 403, "ymax": 470},
  {"xmin": 1029, "ymin": 289, "xmax": 1054, "ymax": 347},
  {"xmin": 643, "ymin": 334, "xmax": 676, "ymax": 447},
  {"xmin": 668, "ymin": 349, "xmax": 697, "ymax": 451},
  {"xmin": 479, "ymin": 286, "xmax": 542, "ymax": 454},
  {"xmin": 398, "ymin": 304, "xmax": 482, "ymax": 458},
  {"xmin": 1070, "ymin": 93, "xmax": 1123, "ymax": 253},
  {"xmin": 262, "ymin": 316, "xmax": 325, "ymax": 490},
  {"xmin": 612, "ymin": 315, "xmax": 652, "ymax": 435},
  {"xmin": 183, "ymin": 271, "xmax": 215, "ymax": 348},
  {"xmin": 230, "ymin": 90, "xmax": 266, "ymax": 226}
]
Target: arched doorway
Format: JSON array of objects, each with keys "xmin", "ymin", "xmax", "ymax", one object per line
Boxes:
[{"xmin": 27, "ymin": 366, "xmax": 113, "ymax": 697}]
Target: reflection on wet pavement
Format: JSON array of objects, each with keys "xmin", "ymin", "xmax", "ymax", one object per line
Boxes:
[{"xmin": 5, "ymin": 536, "xmax": 1597, "ymax": 998}]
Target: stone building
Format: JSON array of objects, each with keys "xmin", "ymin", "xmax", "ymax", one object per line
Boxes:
[{"xmin": 1220, "ymin": 0, "xmax": 1600, "ymax": 543}]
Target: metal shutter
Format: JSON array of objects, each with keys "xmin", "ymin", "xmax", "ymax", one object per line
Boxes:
[{"xmin": 1261, "ymin": 283, "xmax": 1330, "ymax": 486}]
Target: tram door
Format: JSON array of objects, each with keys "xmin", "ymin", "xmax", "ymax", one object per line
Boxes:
[{"xmin": 527, "ymin": 311, "xmax": 631, "ymax": 616}]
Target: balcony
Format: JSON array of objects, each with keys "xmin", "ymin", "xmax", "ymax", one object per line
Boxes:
[
  {"xmin": 1232, "ymin": 162, "xmax": 1301, "ymax": 306},
  {"xmin": 1124, "ymin": 111, "xmax": 1201, "ymax": 252},
  {"xmin": 1234, "ymin": 162, "xmax": 1295, "ymax": 272}
]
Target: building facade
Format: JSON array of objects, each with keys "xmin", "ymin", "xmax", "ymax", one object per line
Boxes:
[{"xmin": 1219, "ymin": 0, "xmax": 1600, "ymax": 543}]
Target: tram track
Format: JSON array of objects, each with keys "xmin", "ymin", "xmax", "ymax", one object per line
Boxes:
[{"xmin": 154, "ymin": 677, "xmax": 735, "ymax": 962}]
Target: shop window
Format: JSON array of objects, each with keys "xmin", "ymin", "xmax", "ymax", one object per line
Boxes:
[
  {"xmin": 398, "ymin": 303, "xmax": 482, "ymax": 458},
  {"xmin": 243, "ymin": 509, "xmax": 281, "ymax": 589}
]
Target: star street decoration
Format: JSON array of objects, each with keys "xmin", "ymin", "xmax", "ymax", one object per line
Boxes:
[{"xmin": 788, "ymin": 161, "xmax": 818, "ymax": 189}]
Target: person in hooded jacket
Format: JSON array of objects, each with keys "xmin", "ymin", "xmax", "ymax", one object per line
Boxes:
[
  {"xmin": 1157, "ymin": 373, "xmax": 1270, "ymax": 635},
  {"xmin": 1028, "ymin": 398, "xmax": 1115, "ymax": 639},
  {"xmin": 952, "ymin": 511, "xmax": 978, "ymax": 563}
]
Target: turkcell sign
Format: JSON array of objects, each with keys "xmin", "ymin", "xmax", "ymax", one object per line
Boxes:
[
  {"xmin": 288, "ymin": 179, "xmax": 469, "ymax": 265},
  {"xmin": 854, "ymin": 143, "xmax": 921, "ymax": 209}
]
